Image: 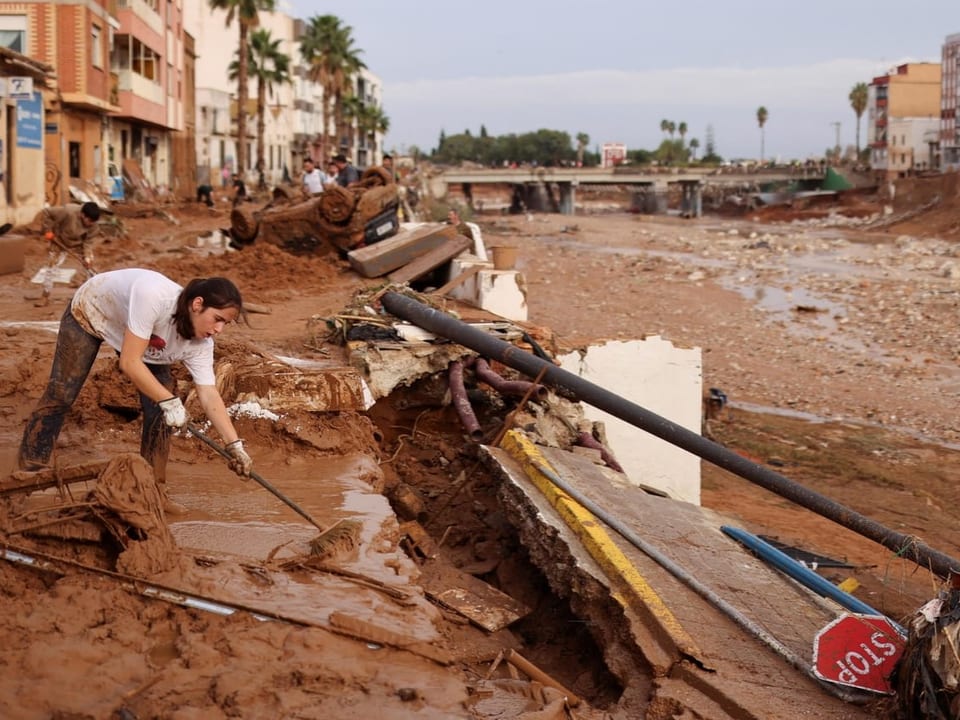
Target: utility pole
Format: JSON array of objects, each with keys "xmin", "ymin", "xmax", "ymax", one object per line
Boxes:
[{"xmin": 830, "ymin": 122, "xmax": 842, "ymax": 159}]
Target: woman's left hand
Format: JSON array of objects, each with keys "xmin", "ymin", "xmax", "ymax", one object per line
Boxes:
[{"xmin": 225, "ymin": 439, "xmax": 253, "ymax": 478}]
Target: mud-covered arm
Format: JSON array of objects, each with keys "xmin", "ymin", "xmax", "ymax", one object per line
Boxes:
[
  {"xmin": 117, "ymin": 329, "xmax": 174, "ymax": 402},
  {"xmin": 194, "ymin": 384, "xmax": 240, "ymax": 445},
  {"xmin": 80, "ymin": 223, "xmax": 101, "ymax": 265},
  {"xmin": 40, "ymin": 207, "xmax": 66, "ymax": 235}
]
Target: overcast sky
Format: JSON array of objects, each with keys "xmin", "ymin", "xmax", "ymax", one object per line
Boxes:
[{"xmin": 282, "ymin": 1, "xmax": 954, "ymax": 160}]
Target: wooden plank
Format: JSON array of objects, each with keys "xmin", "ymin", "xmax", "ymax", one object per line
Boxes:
[
  {"xmin": 419, "ymin": 559, "xmax": 530, "ymax": 632},
  {"xmin": 431, "ymin": 264, "xmax": 481, "ymax": 296},
  {"xmin": 327, "ymin": 611, "xmax": 452, "ymax": 665},
  {"xmin": 387, "ymin": 234, "xmax": 472, "ymax": 285},
  {"xmin": 3, "ymin": 460, "xmax": 109, "ymax": 497},
  {"xmin": 347, "ymin": 223, "xmax": 457, "ymax": 278}
]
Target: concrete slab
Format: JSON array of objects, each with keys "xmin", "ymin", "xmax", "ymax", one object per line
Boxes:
[
  {"xmin": 557, "ymin": 337, "xmax": 702, "ymax": 504},
  {"xmin": 482, "ymin": 431, "xmax": 874, "ymax": 718}
]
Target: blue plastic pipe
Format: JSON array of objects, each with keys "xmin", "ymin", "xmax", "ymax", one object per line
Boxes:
[{"xmin": 721, "ymin": 526, "xmax": 905, "ymax": 636}]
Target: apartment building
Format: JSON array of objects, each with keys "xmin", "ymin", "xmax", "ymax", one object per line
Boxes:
[
  {"xmin": 940, "ymin": 33, "xmax": 960, "ymax": 170},
  {"xmin": 110, "ymin": 0, "xmax": 187, "ymax": 192},
  {"xmin": 0, "ymin": 0, "xmax": 187, "ymax": 200},
  {"xmin": 187, "ymin": 6, "xmax": 384, "ymax": 189},
  {"xmin": 186, "ymin": 6, "xmax": 297, "ymax": 189},
  {"xmin": 867, "ymin": 62, "xmax": 941, "ymax": 180}
]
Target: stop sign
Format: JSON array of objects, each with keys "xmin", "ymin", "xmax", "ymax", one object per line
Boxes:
[{"xmin": 812, "ymin": 613, "xmax": 907, "ymax": 694}]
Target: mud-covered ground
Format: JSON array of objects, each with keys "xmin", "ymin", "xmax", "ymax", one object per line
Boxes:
[{"xmin": 1, "ymin": 176, "xmax": 959, "ymax": 718}]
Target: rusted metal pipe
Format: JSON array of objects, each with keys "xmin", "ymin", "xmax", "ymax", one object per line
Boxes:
[
  {"xmin": 474, "ymin": 358, "xmax": 547, "ymax": 400},
  {"xmin": 576, "ymin": 431, "xmax": 624, "ymax": 473},
  {"xmin": 448, "ymin": 360, "xmax": 483, "ymax": 441},
  {"xmin": 382, "ymin": 291, "xmax": 960, "ymax": 580}
]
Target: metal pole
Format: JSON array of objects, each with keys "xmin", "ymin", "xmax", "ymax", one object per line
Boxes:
[{"xmin": 381, "ymin": 291, "xmax": 960, "ymax": 580}]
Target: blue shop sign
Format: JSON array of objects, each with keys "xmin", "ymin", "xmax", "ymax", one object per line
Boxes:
[{"xmin": 16, "ymin": 92, "xmax": 42, "ymax": 149}]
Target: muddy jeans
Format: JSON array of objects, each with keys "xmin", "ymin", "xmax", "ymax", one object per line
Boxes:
[{"xmin": 18, "ymin": 304, "xmax": 175, "ymax": 481}]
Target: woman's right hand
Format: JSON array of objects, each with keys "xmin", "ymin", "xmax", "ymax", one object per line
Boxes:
[{"xmin": 158, "ymin": 397, "xmax": 189, "ymax": 428}]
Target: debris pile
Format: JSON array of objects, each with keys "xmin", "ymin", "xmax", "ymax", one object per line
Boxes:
[{"xmin": 889, "ymin": 587, "xmax": 960, "ymax": 719}]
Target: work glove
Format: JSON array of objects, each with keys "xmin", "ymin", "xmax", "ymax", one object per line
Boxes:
[
  {"xmin": 158, "ymin": 397, "xmax": 189, "ymax": 428},
  {"xmin": 225, "ymin": 439, "xmax": 253, "ymax": 478}
]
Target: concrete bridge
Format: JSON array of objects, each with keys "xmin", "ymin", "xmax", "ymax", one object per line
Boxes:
[{"xmin": 432, "ymin": 166, "xmax": 819, "ymax": 216}]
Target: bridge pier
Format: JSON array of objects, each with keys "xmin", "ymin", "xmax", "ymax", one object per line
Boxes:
[
  {"xmin": 629, "ymin": 182, "xmax": 659, "ymax": 213},
  {"xmin": 558, "ymin": 182, "xmax": 576, "ymax": 215},
  {"xmin": 678, "ymin": 180, "xmax": 702, "ymax": 218}
]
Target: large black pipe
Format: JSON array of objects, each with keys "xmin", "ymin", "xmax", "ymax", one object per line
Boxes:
[{"xmin": 382, "ymin": 291, "xmax": 960, "ymax": 580}]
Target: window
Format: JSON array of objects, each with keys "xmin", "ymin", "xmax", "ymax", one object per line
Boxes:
[
  {"xmin": 69, "ymin": 141, "xmax": 81, "ymax": 178},
  {"xmin": 0, "ymin": 14, "xmax": 27, "ymax": 53},
  {"xmin": 92, "ymin": 25, "xmax": 102, "ymax": 68}
]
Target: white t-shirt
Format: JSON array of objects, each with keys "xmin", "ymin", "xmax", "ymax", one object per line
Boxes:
[
  {"xmin": 303, "ymin": 168, "xmax": 324, "ymax": 195},
  {"xmin": 71, "ymin": 268, "xmax": 217, "ymax": 386}
]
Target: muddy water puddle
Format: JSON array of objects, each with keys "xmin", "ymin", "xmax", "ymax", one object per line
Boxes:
[
  {"xmin": 163, "ymin": 447, "xmax": 439, "ymax": 638},
  {"xmin": 538, "ymin": 233, "xmax": 885, "ymax": 354}
]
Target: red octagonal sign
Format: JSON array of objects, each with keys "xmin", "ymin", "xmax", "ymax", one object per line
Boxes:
[{"xmin": 812, "ymin": 613, "xmax": 906, "ymax": 694}]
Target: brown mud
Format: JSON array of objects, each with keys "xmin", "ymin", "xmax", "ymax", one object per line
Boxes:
[{"xmin": 0, "ymin": 172, "xmax": 958, "ymax": 717}]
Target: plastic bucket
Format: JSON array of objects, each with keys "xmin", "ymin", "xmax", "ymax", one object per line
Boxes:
[{"xmin": 491, "ymin": 245, "xmax": 518, "ymax": 270}]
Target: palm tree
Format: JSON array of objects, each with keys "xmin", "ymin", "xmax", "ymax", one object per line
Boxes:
[
  {"xmin": 300, "ymin": 15, "xmax": 366, "ymax": 162},
  {"xmin": 575, "ymin": 132, "xmax": 589, "ymax": 166},
  {"xmin": 209, "ymin": 0, "xmax": 276, "ymax": 175},
  {"xmin": 756, "ymin": 106, "xmax": 769, "ymax": 161},
  {"xmin": 660, "ymin": 119, "xmax": 670, "ymax": 136},
  {"xmin": 678, "ymin": 122, "xmax": 688, "ymax": 146},
  {"xmin": 667, "ymin": 121, "xmax": 676, "ymax": 139},
  {"xmin": 357, "ymin": 100, "xmax": 390, "ymax": 158},
  {"xmin": 229, "ymin": 28, "xmax": 291, "ymax": 189},
  {"xmin": 849, "ymin": 82, "xmax": 869, "ymax": 156},
  {"xmin": 689, "ymin": 137, "xmax": 700, "ymax": 161}
]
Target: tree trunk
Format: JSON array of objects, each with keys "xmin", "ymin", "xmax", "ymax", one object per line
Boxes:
[
  {"xmin": 320, "ymin": 86, "xmax": 331, "ymax": 162},
  {"xmin": 257, "ymin": 79, "xmax": 266, "ymax": 189},
  {"xmin": 236, "ymin": 23, "xmax": 249, "ymax": 174}
]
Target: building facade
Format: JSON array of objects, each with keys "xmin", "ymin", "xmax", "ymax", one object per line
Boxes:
[
  {"xmin": 940, "ymin": 33, "xmax": 960, "ymax": 171},
  {"xmin": 188, "ymin": 7, "xmax": 383, "ymax": 190},
  {"xmin": 0, "ymin": 0, "xmax": 188, "ymax": 200},
  {"xmin": 0, "ymin": 46, "xmax": 53, "ymax": 224},
  {"xmin": 867, "ymin": 62, "xmax": 941, "ymax": 180}
]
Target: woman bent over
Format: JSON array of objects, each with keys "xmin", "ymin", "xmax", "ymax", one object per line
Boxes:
[{"xmin": 18, "ymin": 268, "xmax": 253, "ymax": 494}]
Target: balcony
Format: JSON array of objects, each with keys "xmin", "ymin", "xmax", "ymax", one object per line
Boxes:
[{"xmin": 116, "ymin": 0, "xmax": 163, "ymax": 37}]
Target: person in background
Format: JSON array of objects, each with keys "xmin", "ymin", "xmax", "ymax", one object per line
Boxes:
[
  {"xmin": 332, "ymin": 153, "xmax": 360, "ymax": 187},
  {"xmin": 324, "ymin": 160, "xmax": 339, "ymax": 187},
  {"xmin": 382, "ymin": 153, "xmax": 396, "ymax": 181},
  {"xmin": 231, "ymin": 173, "xmax": 247, "ymax": 207},
  {"xmin": 301, "ymin": 157, "xmax": 325, "ymax": 197},
  {"xmin": 196, "ymin": 184, "xmax": 215, "ymax": 207},
  {"xmin": 36, "ymin": 201, "xmax": 101, "ymax": 307},
  {"xmin": 18, "ymin": 269, "xmax": 253, "ymax": 511}
]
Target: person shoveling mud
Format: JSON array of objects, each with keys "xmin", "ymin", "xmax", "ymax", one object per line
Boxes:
[
  {"xmin": 34, "ymin": 201, "xmax": 102, "ymax": 307},
  {"xmin": 17, "ymin": 268, "xmax": 253, "ymax": 513}
]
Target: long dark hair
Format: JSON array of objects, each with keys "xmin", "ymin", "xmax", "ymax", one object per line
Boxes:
[{"xmin": 172, "ymin": 277, "xmax": 243, "ymax": 339}]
